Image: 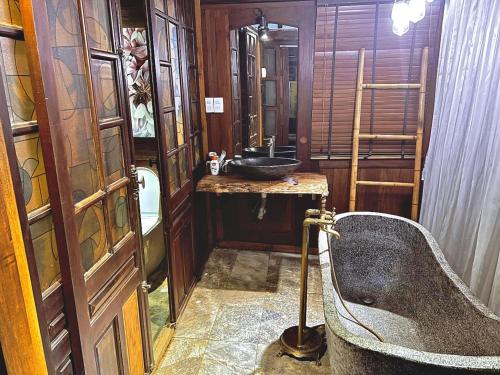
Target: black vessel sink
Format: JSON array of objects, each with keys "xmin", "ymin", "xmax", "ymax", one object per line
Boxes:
[
  {"xmin": 243, "ymin": 146, "xmax": 296, "ymax": 159},
  {"xmin": 230, "ymin": 157, "xmax": 301, "ymax": 180}
]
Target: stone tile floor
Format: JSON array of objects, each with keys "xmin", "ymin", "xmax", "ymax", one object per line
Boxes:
[{"xmin": 156, "ymin": 248, "xmax": 330, "ymax": 374}]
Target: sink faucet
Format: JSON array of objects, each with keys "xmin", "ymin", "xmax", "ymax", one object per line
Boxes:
[{"xmin": 267, "ymin": 136, "xmax": 276, "ymax": 157}]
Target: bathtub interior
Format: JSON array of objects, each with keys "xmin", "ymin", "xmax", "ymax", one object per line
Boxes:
[{"xmin": 329, "ymin": 214, "xmax": 500, "ymax": 357}]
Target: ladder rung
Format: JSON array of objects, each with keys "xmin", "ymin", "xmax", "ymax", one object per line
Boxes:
[
  {"xmin": 359, "ymin": 134, "xmax": 417, "ymax": 141},
  {"xmin": 356, "ymin": 181, "xmax": 415, "ymax": 188},
  {"xmin": 362, "ymin": 83, "xmax": 421, "ymax": 90}
]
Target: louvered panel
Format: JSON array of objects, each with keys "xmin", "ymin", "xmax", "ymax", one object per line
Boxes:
[{"xmin": 312, "ymin": 1, "xmax": 443, "ymax": 158}]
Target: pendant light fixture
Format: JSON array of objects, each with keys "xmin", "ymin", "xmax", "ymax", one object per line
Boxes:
[
  {"xmin": 392, "ymin": 0, "xmax": 431, "ymax": 36},
  {"xmin": 408, "ymin": 0, "xmax": 426, "ymax": 23},
  {"xmin": 391, "ymin": 0, "xmax": 410, "ymax": 36},
  {"xmin": 256, "ymin": 8, "xmax": 271, "ymax": 42}
]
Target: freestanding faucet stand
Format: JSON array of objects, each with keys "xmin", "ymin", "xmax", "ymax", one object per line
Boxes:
[{"xmin": 278, "ymin": 203, "xmax": 340, "ymax": 365}]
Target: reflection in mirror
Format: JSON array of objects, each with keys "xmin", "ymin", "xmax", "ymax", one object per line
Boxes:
[{"xmin": 232, "ymin": 22, "xmax": 299, "ymax": 159}]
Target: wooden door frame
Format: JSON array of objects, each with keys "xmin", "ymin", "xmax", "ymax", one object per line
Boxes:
[{"xmin": 0, "ymin": 56, "xmax": 49, "ymax": 375}]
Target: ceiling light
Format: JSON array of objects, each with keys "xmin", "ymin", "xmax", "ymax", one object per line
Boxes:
[
  {"xmin": 256, "ymin": 8, "xmax": 271, "ymax": 42},
  {"xmin": 391, "ymin": 1, "xmax": 409, "ymax": 22},
  {"xmin": 408, "ymin": 0, "xmax": 426, "ymax": 23},
  {"xmin": 391, "ymin": 1, "xmax": 410, "ymax": 36}
]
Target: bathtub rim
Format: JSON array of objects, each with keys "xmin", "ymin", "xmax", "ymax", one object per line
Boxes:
[{"xmin": 319, "ymin": 211, "xmax": 500, "ymax": 371}]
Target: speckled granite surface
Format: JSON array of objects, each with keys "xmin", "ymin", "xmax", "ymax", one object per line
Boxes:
[
  {"xmin": 196, "ymin": 173, "xmax": 329, "ymax": 196},
  {"xmin": 319, "ymin": 212, "xmax": 500, "ymax": 375}
]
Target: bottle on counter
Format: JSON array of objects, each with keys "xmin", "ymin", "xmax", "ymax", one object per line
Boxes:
[{"xmin": 209, "ymin": 155, "xmax": 220, "ymax": 175}]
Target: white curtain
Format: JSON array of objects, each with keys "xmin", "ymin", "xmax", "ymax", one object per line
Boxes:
[{"xmin": 420, "ymin": 0, "xmax": 500, "ymax": 315}]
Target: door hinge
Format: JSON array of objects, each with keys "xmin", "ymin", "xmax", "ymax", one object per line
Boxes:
[{"xmin": 141, "ymin": 281, "xmax": 152, "ymax": 292}]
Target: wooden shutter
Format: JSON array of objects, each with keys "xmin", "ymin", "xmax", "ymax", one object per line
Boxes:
[{"xmin": 312, "ymin": 0, "xmax": 443, "ymax": 159}]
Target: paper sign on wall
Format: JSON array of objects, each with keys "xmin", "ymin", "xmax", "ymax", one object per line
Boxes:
[
  {"xmin": 214, "ymin": 97, "xmax": 224, "ymax": 113},
  {"xmin": 205, "ymin": 97, "xmax": 214, "ymax": 113}
]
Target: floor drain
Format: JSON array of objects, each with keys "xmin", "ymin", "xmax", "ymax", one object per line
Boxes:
[{"xmin": 360, "ymin": 296, "xmax": 375, "ymax": 306}]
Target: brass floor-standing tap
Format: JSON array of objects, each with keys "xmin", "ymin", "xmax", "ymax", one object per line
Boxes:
[{"xmin": 278, "ymin": 204, "xmax": 340, "ymax": 365}]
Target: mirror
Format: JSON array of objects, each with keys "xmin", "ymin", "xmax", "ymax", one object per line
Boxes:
[{"xmin": 230, "ymin": 22, "xmax": 299, "ymax": 159}]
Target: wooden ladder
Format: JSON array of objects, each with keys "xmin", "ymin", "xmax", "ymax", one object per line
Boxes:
[{"xmin": 349, "ymin": 47, "xmax": 429, "ymax": 221}]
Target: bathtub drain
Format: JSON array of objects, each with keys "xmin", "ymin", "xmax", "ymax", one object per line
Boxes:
[{"xmin": 360, "ymin": 296, "xmax": 375, "ymax": 306}]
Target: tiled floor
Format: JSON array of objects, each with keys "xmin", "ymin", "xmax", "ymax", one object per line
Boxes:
[{"xmin": 156, "ymin": 248, "xmax": 330, "ymax": 375}]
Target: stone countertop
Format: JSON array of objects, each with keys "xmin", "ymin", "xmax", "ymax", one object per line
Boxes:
[{"xmin": 196, "ymin": 173, "xmax": 329, "ymax": 196}]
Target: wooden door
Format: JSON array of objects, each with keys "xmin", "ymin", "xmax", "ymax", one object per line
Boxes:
[
  {"xmin": 19, "ymin": 0, "xmax": 148, "ymax": 372},
  {"xmin": 147, "ymin": 0, "xmax": 202, "ymax": 319},
  {"xmin": 261, "ymin": 44, "xmax": 283, "ymax": 144},
  {"xmin": 240, "ymin": 27, "xmax": 259, "ymax": 148}
]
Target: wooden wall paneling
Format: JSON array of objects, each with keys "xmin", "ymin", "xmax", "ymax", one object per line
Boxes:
[
  {"xmin": 201, "ymin": 7, "xmax": 234, "ymax": 156},
  {"xmin": 0, "ymin": 101, "xmax": 48, "ymax": 374}
]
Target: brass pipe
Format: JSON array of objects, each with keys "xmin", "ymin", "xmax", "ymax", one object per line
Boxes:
[
  {"xmin": 297, "ymin": 222, "xmax": 310, "ymax": 347},
  {"xmin": 297, "ymin": 216, "xmax": 337, "ymax": 347}
]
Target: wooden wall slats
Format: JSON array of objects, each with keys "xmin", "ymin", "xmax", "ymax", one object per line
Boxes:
[{"xmin": 312, "ymin": 1, "xmax": 443, "ymax": 158}]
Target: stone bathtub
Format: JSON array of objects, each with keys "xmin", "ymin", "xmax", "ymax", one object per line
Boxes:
[{"xmin": 318, "ymin": 212, "xmax": 500, "ymax": 375}]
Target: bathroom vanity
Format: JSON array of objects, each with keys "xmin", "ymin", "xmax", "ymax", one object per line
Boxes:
[{"xmin": 197, "ymin": 173, "xmax": 329, "ymax": 253}]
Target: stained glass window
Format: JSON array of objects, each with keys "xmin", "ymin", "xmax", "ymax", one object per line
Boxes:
[
  {"xmin": 164, "ymin": 112, "xmax": 175, "ymax": 151},
  {"xmin": 92, "ymin": 59, "xmax": 119, "ymax": 120},
  {"xmin": 0, "ymin": 0, "xmax": 22, "ymax": 27},
  {"xmin": 169, "ymin": 23, "xmax": 185, "ymax": 146},
  {"xmin": 154, "ymin": 0, "xmax": 164, "ymax": 12},
  {"xmin": 178, "ymin": 147, "xmax": 188, "ymax": 185},
  {"xmin": 107, "ymin": 187, "xmax": 130, "ymax": 245},
  {"xmin": 0, "ymin": 38, "xmax": 36, "ymax": 125},
  {"xmin": 85, "ymin": 0, "xmax": 112, "ymax": 51},
  {"xmin": 101, "ymin": 126, "xmax": 125, "ymax": 185},
  {"xmin": 156, "ymin": 16, "xmax": 168, "ymax": 61},
  {"xmin": 14, "ymin": 133, "xmax": 50, "ymax": 213},
  {"xmin": 160, "ymin": 65, "xmax": 173, "ymax": 108},
  {"xmin": 48, "ymin": 0, "xmax": 101, "ymax": 203},
  {"xmin": 167, "ymin": 155, "xmax": 179, "ymax": 196},
  {"xmin": 30, "ymin": 215, "xmax": 61, "ymax": 292},
  {"xmin": 76, "ymin": 202, "xmax": 108, "ymax": 272}
]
